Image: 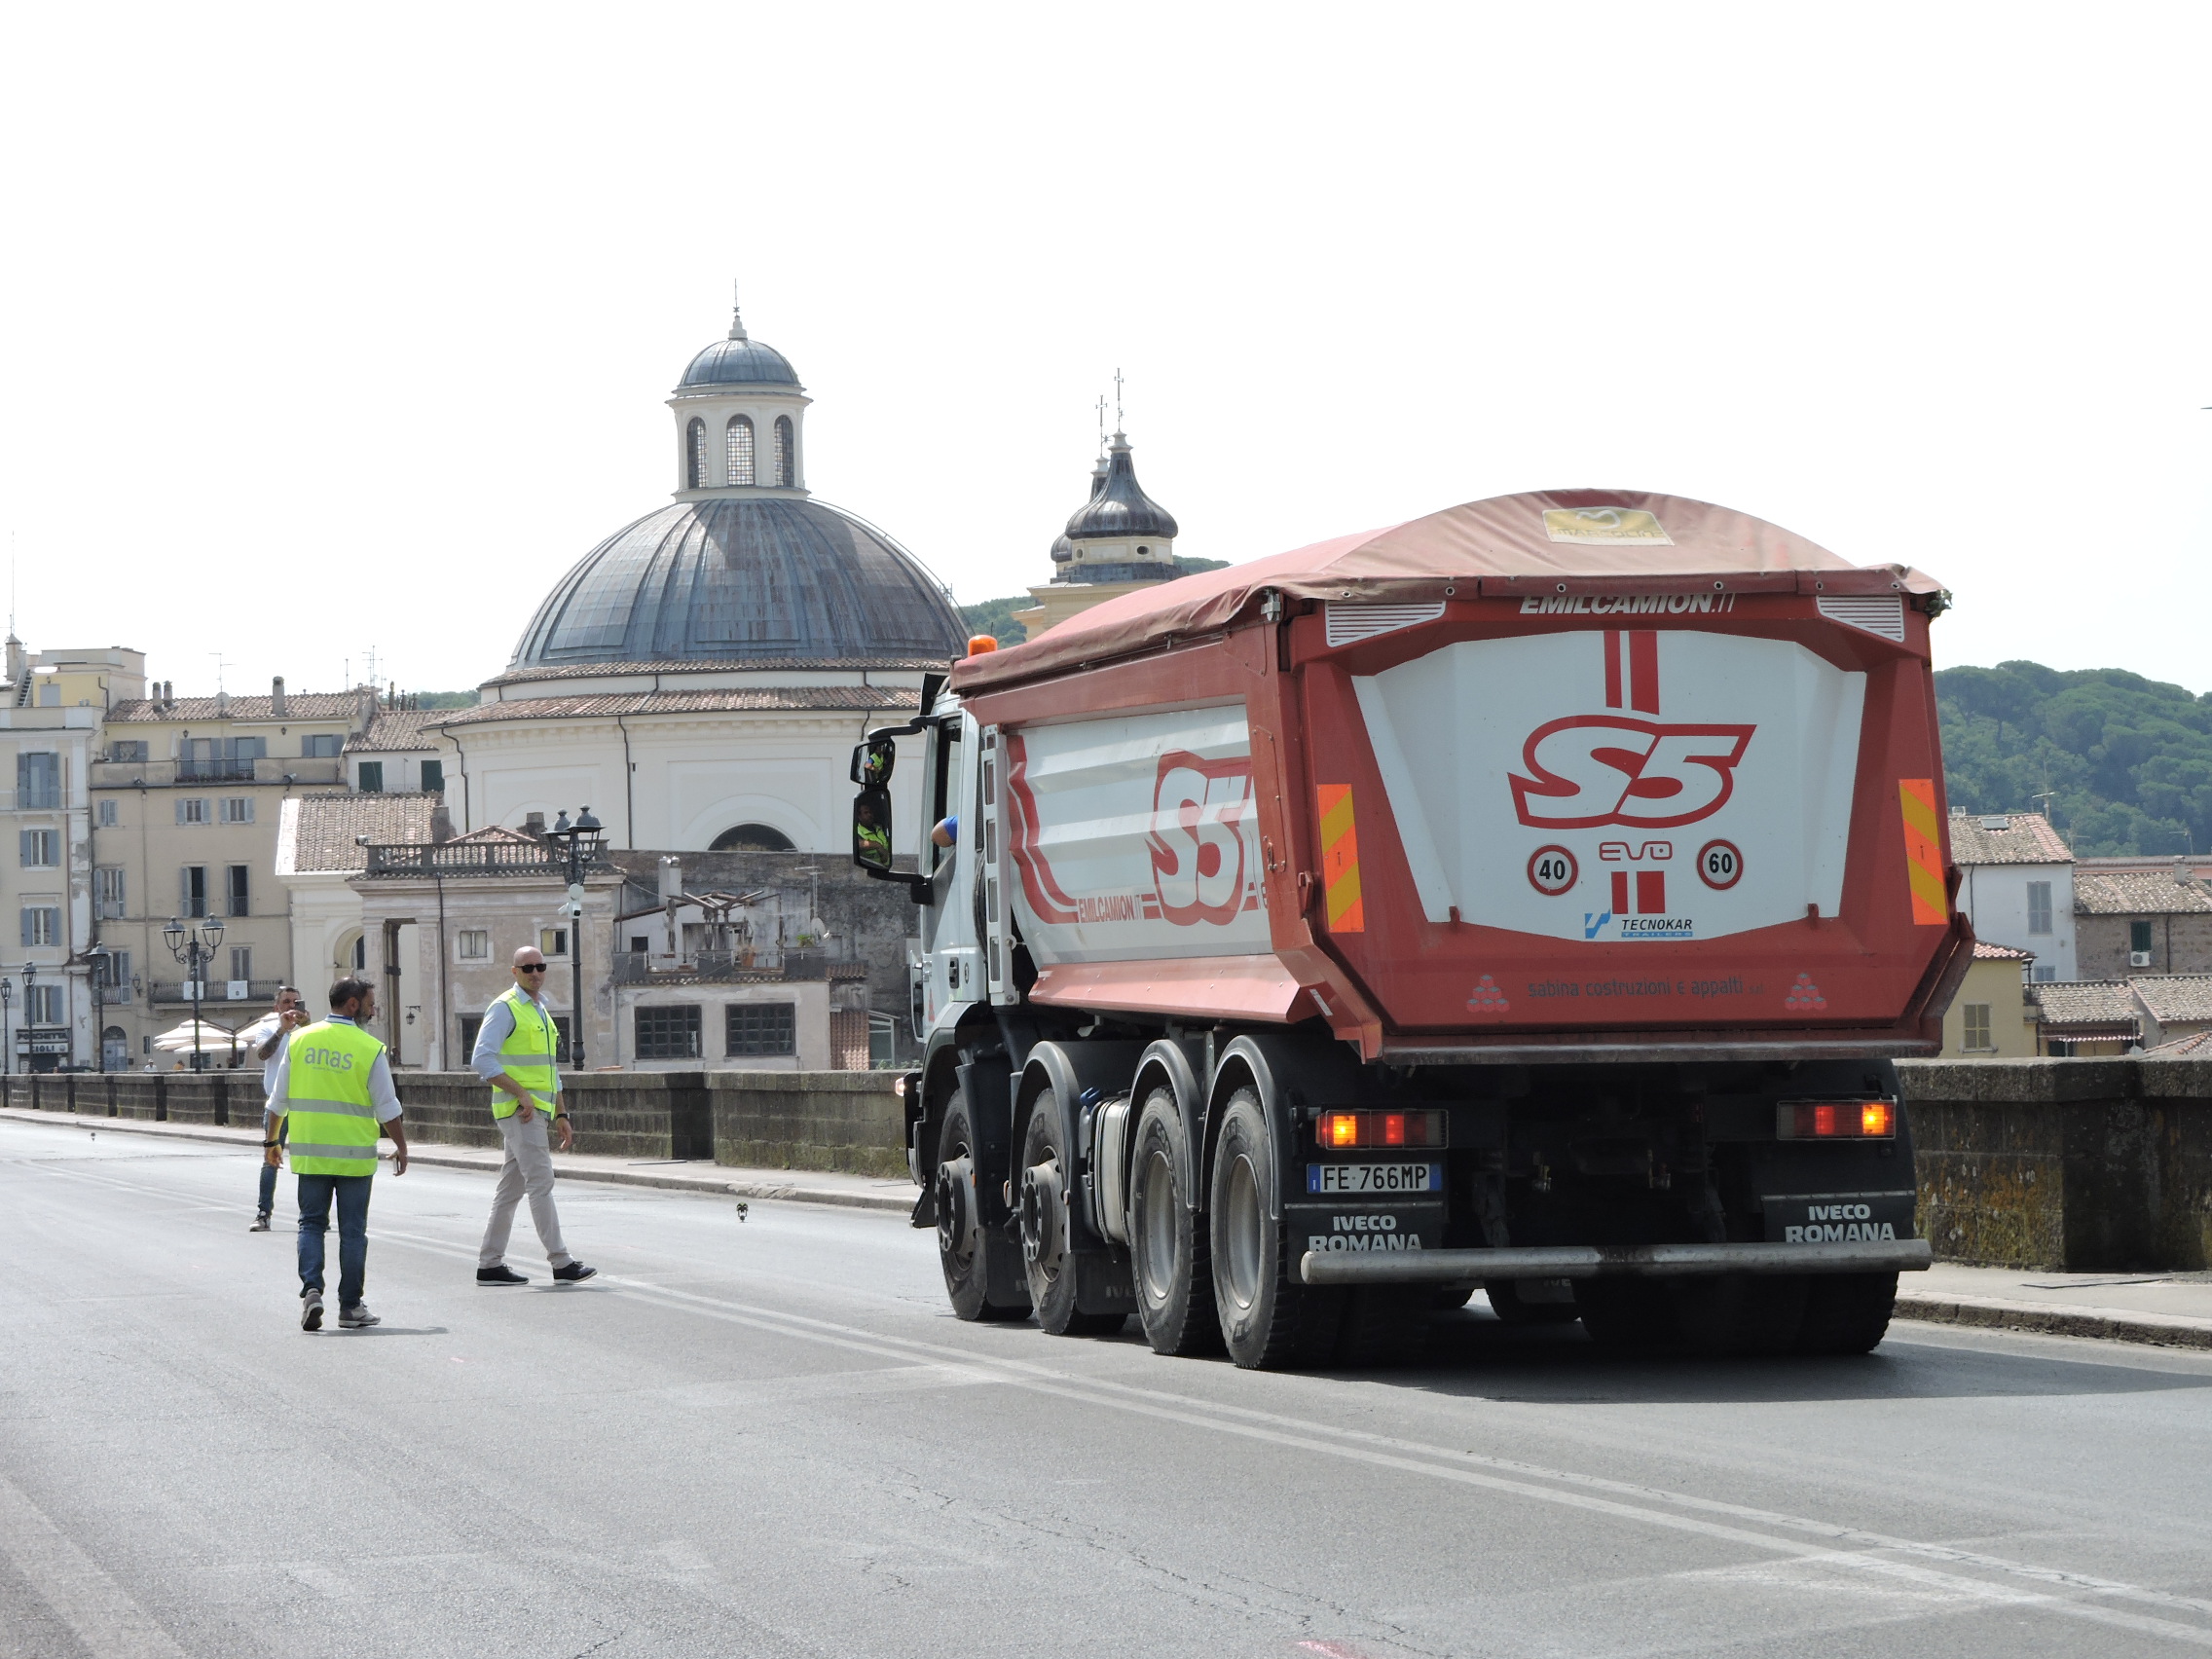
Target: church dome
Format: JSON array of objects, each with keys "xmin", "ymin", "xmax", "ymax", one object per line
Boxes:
[
  {"xmin": 1065, "ymin": 433, "xmax": 1179, "ymax": 541},
  {"xmin": 509, "ymin": 498, "xmax": 965, "ymax": 669},
  {"xmin": 677, "ymin": 306, "xmax": 801, "ymax": 389}
]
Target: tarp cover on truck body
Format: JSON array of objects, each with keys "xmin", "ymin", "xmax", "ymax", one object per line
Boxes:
[{"xmin": 953, "ymin": 489, "xmax": 1943, "ymax": 693}]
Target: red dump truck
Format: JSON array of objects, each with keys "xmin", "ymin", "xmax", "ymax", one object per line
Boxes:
[{"xmin": 851, "ymin": 490, "xmax": 1971, "ymax": 1368}]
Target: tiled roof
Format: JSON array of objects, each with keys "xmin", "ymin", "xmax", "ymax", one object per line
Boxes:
[
  {"xmin": 434, "ymin": 686, "xmax": 921, "ymax": 727},
  {"xmin": 1948, "ymin": 811, "xmax": 2074, "ymax": 866},
  {"xmin": 2146, "ymin": 1030, "xmax": 2212, "ymax": 1057},
  {"xmin": 107, "ymin": 692, "xmax": 363, "ymax": 724},
  {"xmin": 2029, "ymin": 979, "xmax": 2141, "ymax": 1029},
  {"xmin": 2072, "ymin": 870, "xmax": 2212, "ymax": 916},
  {"xmin": 1973, "ymin": 940, "xmax": 2034, "ymax": 961},
  {"xmin": 286, "ymin": 793, "xmax": 440, "ymax": 872},
  {"xmin": 2129, "ymin": 976, "xmax": 2212, "ymax": 1024},
  {"xmin": 486, "ymin": 657, "xmax": 947, "ymax": 686},
  {"xmin": 346, "ymin": 709, "xmax": 445, "ymax": 753}
]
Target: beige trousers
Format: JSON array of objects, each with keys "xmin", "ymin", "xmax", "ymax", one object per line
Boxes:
[{"xmin": 478, "ymin": 1110, "xmax": 571, "ymax": 1269}]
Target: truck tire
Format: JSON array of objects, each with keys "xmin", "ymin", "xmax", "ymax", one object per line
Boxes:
[
  {"xmin": 1673, "ymin": 1273, "xmax": 1809, "ymax": 1357},
  {"xmin": 936, "ymin": 1095, "xmax": 1030, "ymax": 1323},
  {"xmin": 1794, "ymin": 1272, "xmax": 1897, "ymax": 1355},
  {"xmin": 1485, "ymin": 1280, "xmax": 1581, "ymax": 1327},
  {"xmin": 1209, "ymin": 1088, "xmax": 1343, "ymax": 1370},
  {"xmin": 1127, "ymin": 1091, "xmax": 1222, "ymax": 1356},
  {"xmin": 1574, "ymin": 1280, "xmax": 1677, "ymax": 1351},
  {"xmin": 1018, "ymin": 1092, "xmax": 1125, "ymax": 1336}
]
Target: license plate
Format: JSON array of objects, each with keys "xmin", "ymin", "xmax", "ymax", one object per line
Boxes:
[{"xmin": 1306, "ymin": 1161, "xmax": 1442, "ymax": 1195}]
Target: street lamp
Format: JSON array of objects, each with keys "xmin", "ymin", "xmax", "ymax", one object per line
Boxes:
[
  {"xmin": 1, "ymin": 976, "xmax": 12, "ymax": 1078},
  {"xmin": 164, "ymin": 915, "xmax": 225, "ymax": 1073},
  {"xmin": 544, "ymin": 807, "xmax": 606, "ymax": 1071}
]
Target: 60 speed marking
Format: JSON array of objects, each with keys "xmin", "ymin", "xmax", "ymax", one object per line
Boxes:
[
  {"xmin": 1696, "ymin": 838, "xmax": 1744, "ymax": 890},
  {"xmin": 1527, "ymin": 844, "xmax": 1578, "ymax": 896}
]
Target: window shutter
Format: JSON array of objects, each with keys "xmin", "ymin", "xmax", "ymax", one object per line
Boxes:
[
  {"xmin": 17, "ymin": 830, "xmax": 28, "ymax": 866},
  {"xmin": 18, "ymin": 909, "xmax": 30, "ymax": 948}
]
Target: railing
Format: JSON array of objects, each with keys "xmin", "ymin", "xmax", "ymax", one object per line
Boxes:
[
  {"xmin": 178, "ymin": 760, "xmax": 260, "ymax": 782},
  {"xmin": 610, "ymin": 950, "xmax": 870, "ymax": 985},
  {"xmin": 363, "ymin": 841, "xmax": 563, "ymax": 877},
  {"xmin": 88, "ymin": 757, "xmax": 346, "ymax": 789},
  {"xmin": 149, "ymin": 979, "xmax": 284, "ymax": 1006}
]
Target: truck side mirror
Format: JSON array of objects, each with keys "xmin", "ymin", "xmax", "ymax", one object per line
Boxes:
[
  {"xmin": 850, "ymin": 736, "xmax": 896, "ymax": 788},
  {"xmin": 852, "ymin": 786, "xmax": 895, "ymax": 871}
]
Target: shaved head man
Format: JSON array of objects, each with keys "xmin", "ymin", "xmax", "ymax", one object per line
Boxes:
[{"xmin": 467, "ymin": 943, "xmax": 595, "ymax": 1287}]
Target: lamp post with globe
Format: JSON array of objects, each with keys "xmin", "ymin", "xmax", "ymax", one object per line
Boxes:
[
  {"xmin": 543, "ymin": 808, "xmax": 606, "ymax": 1071},
  {"xmin": 164, "ymin": 916, "xmax": 225, "ymax": 1073},
  {"xmin": 1, "ymin": 976, "xmax": 12, "ymax": 1077}
]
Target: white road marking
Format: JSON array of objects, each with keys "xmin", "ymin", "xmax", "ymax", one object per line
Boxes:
[{"xmin": 0, "ymin": 1472, "xmax": 191, "ymax": 1658}]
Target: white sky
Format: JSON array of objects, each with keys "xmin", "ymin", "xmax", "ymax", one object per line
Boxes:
[{"xmin": 3, "ymin": 4, "xmax": 2206, "ymax": 700}]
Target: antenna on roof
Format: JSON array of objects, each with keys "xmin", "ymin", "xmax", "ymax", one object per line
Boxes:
[
  {"xmin": 1114, "ymin": 367, "xmax": 1125, "ymax": 436},
  {"xmin": 209, "ymin": 652, "xmax": 233, "ymax": 694},
  {"xmin": 1095, "ymin": 393, "xmax": 1109, "ymax": 457}
]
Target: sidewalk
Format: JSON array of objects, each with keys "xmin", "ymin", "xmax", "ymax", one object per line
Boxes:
[
  {"xmin": 0, "ymin": 1107, "xmax": 915, "ymax": 1214},
  {"xmin": 1896, "ymin": 1262, "xmax": 2212, "ymax": 1351}
]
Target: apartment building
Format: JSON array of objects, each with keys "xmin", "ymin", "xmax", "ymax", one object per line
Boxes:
[
  {"xmin": 92, "ymin": 678, "xmax": 372, "ymax": 1063},
  {"xmin": 1950, "ymin": 811, "xmax": 2078, "ymax": 981}
]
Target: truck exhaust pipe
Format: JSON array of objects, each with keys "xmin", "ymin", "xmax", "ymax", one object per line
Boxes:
[{"xmin": 1300, "ymin": 1239, "xmax": 1933, "ymax": 1286}]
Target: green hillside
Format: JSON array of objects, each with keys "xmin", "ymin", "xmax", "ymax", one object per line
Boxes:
[{"xmin": 1936, "ymin": 662, "xmax": 2212, "ymax": 857}]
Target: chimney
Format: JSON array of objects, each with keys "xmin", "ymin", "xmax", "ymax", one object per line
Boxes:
[
  {"xmin": 271, "ymin": 676, "xmax": 287, "ymax": 717},
  {"xmin": 658, "ymin": 856, "xmax": 682, "ymax": 903},
  {"xmin": 524, "ymin": 810, "xmax": 546, "ymax": 840},
  {"xmin": 430, "ymin": 803, "xmax": 455, "ymax": 844},
  {"xmin": 2177, "ymin": 856, "xmax": 2192, "ymax": 886},
  {"xmin": 4, "ymin": 637, "xmax": 22, "ymax": 683}
]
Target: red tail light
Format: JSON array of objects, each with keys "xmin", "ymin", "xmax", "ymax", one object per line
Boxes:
[
  {"xmin": 1315, "ymin": 1110, "xmax": 1447, "ymax": 1150},
  {"xmin": 1777, "ymin": 1099, "xmax": 1898, "ymax": 1139}
]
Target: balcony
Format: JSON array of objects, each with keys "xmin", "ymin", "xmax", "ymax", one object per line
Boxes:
[
  {"xmin": 90, "ymin": 757, "xmax": 345, "ymax": 789},
  {"xmin": 363, "ymin": 841, "xmax": 563, "ymax": 877},
  {"xmin": 611, "ymin": 949, "xmax": 866, "ymax": 986},
  {"xmin": 149, "ymin": 979, "xmax": 284, "ymax": 1006}
]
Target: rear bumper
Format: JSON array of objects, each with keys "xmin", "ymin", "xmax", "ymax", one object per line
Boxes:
[{"xmin": 1299, "ymin": 1238, "xmax": 1933, "ymax": 1286}]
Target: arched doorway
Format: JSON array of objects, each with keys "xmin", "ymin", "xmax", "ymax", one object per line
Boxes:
[
  {"xmin": 102, "ymin": 1025, "xmax": 128, "ymax": 1073},
  {"xmin": 710, "ymin": 824, "xmax": 795, "ymax": 852}
]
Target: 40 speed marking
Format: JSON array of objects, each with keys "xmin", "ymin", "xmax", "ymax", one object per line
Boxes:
[
  {"xmin": 1696, "ymin": 838, "xmax": 1744, "ymax": 891},
  {"xmin": 1527, "ymin": 844, "xmax": 1578, "ymax": 897}
]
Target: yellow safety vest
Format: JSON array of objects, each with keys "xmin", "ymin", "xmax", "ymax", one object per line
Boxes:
[
  {"xmin": 489, "ymin": 985, "xmax": 560, "ymax": 1120},
  {"xmin": 281, "ymin": 1020, "xmax": 387, "ymax": 1176}
]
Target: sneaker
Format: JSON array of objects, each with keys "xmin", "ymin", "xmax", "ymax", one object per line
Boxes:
[
  {"xmin": 338, "ymin": 1305, "xmax": 381, "ymax": 1329},
  {"xmin": 551, "ymin": 1261, "xmax": 598, "ymax": 1283},
  {"xmin": 300, "ymin": 1289, "xmax": 323, "ymax": 1332},
  {"xmin": 476, "ymin": 1265, "xmax": 529, "ymax": 1285},
  {"xmin": 249, "ymin": 1213, "xmax": 271, "ymax": 1233}
]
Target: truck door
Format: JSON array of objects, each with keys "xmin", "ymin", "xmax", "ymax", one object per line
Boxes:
[{"xmin": 918, "ymin": 708, "xmax": 984, "ymax": 1032}]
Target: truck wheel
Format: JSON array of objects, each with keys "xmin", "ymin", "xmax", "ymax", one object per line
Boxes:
[
  {"xmin": 1209, "ymin": 1088, "xmax": 1343, "ymax": 1370},
  {"xmin": 1485, "ymin": 1280, "xmax": 1582, "ymax": 1327},
  {"xmin": 1431, "ymin": 1287, "xmax": 1476, "ymax": 1311},
  {"xmin": 1794, "ymin": 1272, "xmax": 1897, "ymax": 1354},
  {"xmin": 936, "ymin": 1095, "xmax": 1030, "ymax": 1323},
  {"xmin": 1018, "ymin": 1093, "xmax": 1125, "ymax": 1337},
  {"xmin": 1127, "ymin": 1091, "xmax": 1222, "ymax": 1356},
  {"xmin": 1574, "ymin": 1280, "xmax": 1677, "ymax": 1351},
  {"xmin": 1673, "ymin": 1273, "xmax": 1809, "ymax": 1357}
]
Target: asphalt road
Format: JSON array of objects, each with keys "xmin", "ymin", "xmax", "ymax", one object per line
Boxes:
[{"xmin": 6, "ymin": 1118, "xmax": 2212, "ymax": 1659}]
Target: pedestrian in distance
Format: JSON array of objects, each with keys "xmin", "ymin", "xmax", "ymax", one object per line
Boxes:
[
  {"xmin": 470, "ymin": 947, "xmax": 596, "ymax": 1287},
  {"xmin": 249, "ymin": 985, "xmax": 306, "ymax": 1232},
  {"xmin": 267, "ymin": 977, "xmax": 410, "ymax": 1330}
]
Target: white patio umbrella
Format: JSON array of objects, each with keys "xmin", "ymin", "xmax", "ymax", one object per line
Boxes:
[{"xmin": 151, "ymin": 1019, "xmax": 245, "ymax": 1053}]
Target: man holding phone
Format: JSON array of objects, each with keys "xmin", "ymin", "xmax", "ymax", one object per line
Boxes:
[
  {"xmin": 469, "ymin": 946, "xmax": 595, "ymax": 1286},
  {"xmin": 250, "ymin": 986, "xmax": 307, "ymax": 1231}
]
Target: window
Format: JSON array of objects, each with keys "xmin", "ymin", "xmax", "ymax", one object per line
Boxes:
[
  {"xmin": 96, "ymin": 799, "xmax": 117, "ymax": 827},
  {"xmin": 181, "ymin": 865, "xmax": 208, "ymax": 918},
  {"xmin": 99, "ymin": 950, "xmax": 131, "ymax": 1005},
  {"xmin": 229, "ymin": 946, "xmax": 253, "ymax": 982},
  {"xmin": 1962, "ymin": 1004, "xmax": 1993, "ymax": 1051},
  {"xmin": 227, "ymin": 737, "xmax": 265, "ymax": 763},
  {"xmin": 725, "ymin": 415, "xmax": 755, "ymax": 485},
  {"xmin": 2129, "ymin": 919, "xmax": 2155, "ymax": 954},
  {"xmin": 710, "ymin": 823, "xmax": 794, "ymax": 852},
  {"xmin": 539, "ymin": 927, "xmax": 569, "ymax": 958},
  {"xmin": 422, "ymin": 759, "xmax": 445, "ymax": 793},
  {"xmin": 227, "ymin": 865, "xmax": 249, "ymax": 918},
  {"xmin": 635, "ymin": 1004, "xmax": 702, "ymax": 1060},
  {"xmin": 95, "ymin": 866, "xmax": 126, "ymax": 919},
  {"xmin": 2033, "ymin": 964, "xmax": 2057, "ymax": 982},
  {"xmin": 20, "ymin": 906, "xmax": 60, "ymax": 946},
  {"xmin": 686, "ymin": 418, "xmax": 707, "ymax": 490},
  {"xmin": 19, "ymin": 830, "xmax": 57, "ymax": 867},
  {"xmin": 459, "ymin": 1014, "xmax": 482, "ymax": 1057},
  {"xmin": 773, "ymin": 416, "xmax": 794, "ymax": 487},
  {"xmin": 18, "ymin": 753, "xmax": 59, "ymax": 810},
  {"xmin": 27, "ymin": 984, "xmax": 61, "ymax": 1024},
  {"xmin": 629, "ymin": 936, "xmax": 649, "ymax": 953},
  {"xmin": 357, "ymin": 761, "xmax": 384, "ymax": 793},
  {"xmin": 108, "ymin": 740, "xmax": 148, "ymax": 763},
  {"xmin": 2026, "ymin": 880, "xmax": 2052, "ymax": 935},
  {"xmin": 350, "ymin": 935, "xmax": 366, "ymax": 971},
  {"xmin": 302, "ymin": 734, "xmax": 342, "ymax": 758},
  {"xmin": 725, "ymin": 1001, "xmax": 795, "ymax": 1057},
  {"xmin": 458, "ymin": 929, "xmax": 490, "ymax": 960},
  {"xmin": 177, "ymin": 798, "xmax": 209, "ymax": 825},
  {"xmin": 220, "ymin": 797, "xmax": 254, "ymax": 824}
]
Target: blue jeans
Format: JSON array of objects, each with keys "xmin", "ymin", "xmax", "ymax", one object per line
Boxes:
[
  {"xmin": 257, "ymin": 1118, "xmax": 288, "ymax": 1216},
  {"xmin": 296, "ymin": 1173, "xmax": 373, "ymax": 1309}
]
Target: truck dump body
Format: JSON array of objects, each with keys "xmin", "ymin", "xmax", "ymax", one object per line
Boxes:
[{"xmin": 955, "ymin": 489, "xmax": 1970, "ymax": 1062}]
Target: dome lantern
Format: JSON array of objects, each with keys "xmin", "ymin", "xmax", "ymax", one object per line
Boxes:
[{"xmin": 668, "ymin": 287, "xmax": 811, "ymax": 498}]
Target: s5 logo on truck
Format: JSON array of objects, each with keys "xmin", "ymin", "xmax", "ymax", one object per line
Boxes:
[
  {"xmin": 1510, "ymin": 715, "xmax": 1755, "ymax": 830},
  {"xmin": 1146, "ymin": 753, "xmax": 1253, "ymax": 926}
]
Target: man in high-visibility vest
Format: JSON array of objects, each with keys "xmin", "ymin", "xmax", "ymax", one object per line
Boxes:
[
  {"xmin": 266, "ymin": 977, "xmax": 410, "ymax": 1331},
  {"xmin": 469, "ymin": 946, "xmax": 595, "ymax": 1286}
]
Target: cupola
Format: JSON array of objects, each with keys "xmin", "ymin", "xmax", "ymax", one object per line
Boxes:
[{"xmin": 668, "ymin": 291, "xmax": 812, "ymax": 498}]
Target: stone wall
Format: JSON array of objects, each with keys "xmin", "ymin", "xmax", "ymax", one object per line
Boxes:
[
  {"xmin": 708, "ymin": 1071, "xmax": 903, "ymax": 1177},
  {"xmin": 2078, "ymin": 911, "xmax": 2212, "ymax": 980},
  {"xmin": 1900, "ymin": 1057, "xmax": 2212, "ymax": 1272}
]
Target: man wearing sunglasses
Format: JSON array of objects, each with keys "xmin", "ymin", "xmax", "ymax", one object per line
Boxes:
[{"xmin": 469, "ymin": 946, "xmax": 595, "ymax": 1286}]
